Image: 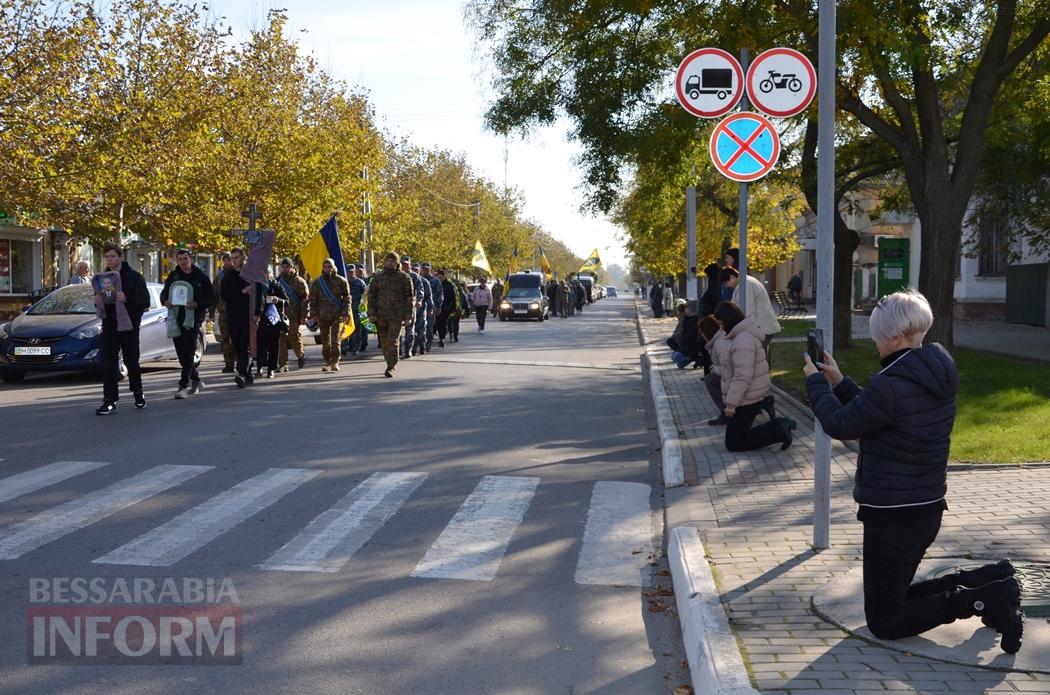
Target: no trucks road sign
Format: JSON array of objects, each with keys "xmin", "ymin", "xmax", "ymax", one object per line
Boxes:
[
  {"xmin": 709, "ymin": 112, "xmax": 781, "ymax": 182},
  {"xmin": 675, "ymin": 48, "xmax": 744, "ymax": 118}
]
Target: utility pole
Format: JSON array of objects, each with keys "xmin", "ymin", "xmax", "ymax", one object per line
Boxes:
[
  {"xmin": 361, "ymin": 166, "xmax": 374, "ymax": 273},
  {"xmin": 813, "ymin": 0, "xmax": 837, "ymax": 550}
]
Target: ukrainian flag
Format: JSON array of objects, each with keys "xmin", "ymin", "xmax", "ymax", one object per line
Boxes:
[
  {"xmin": 301, "ymin": 215, "xmax": 353, "ymax": 340},
  {"xmin": 301, "ymin": 215, "xmax": 348, "ymax": 280}
]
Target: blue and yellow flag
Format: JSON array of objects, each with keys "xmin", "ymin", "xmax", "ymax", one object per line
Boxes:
[{"xmin": 301, "ymin": 215, "xmax": 347, "ymax": 281}]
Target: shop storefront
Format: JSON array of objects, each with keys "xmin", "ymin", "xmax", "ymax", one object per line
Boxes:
[{"xmin": 0, "ymin": 225, "xmax": 45, "ymax": 318}]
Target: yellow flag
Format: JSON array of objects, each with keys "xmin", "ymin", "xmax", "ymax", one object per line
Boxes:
[
  {"xmin": 539, "ymin": 247, "xmax": 552, "ymax": 280},
  {"xmin": 472, "ymin": 240, "xmax": 492, "ymax": 274},
  {"xmin": 508, "ymin": 250, "xmax": 518, "ymax": 276},
  {"xmin": 579, "ymin": 248, "xmax": 602, "ymax": 273},
  {"xmin": 300, "ymin": 232, "xmax": 329, "ymax": 281},
  {"xmin": 340, "ymin": 309, "xmax": 355, "ymax": 341}
]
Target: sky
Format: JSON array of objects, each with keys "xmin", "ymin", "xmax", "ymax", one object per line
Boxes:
[{"xmin": 207, "ymin": 0, "xmax": 629, "ymax": 268}]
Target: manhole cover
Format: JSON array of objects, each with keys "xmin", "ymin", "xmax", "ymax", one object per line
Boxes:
[{"xmin": 928, "ymin": 561, "xmax": 1050, "ymax": 617}]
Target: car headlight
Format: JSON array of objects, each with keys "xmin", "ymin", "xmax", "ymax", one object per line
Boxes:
[
  {"xmin": 0, "ymin": 323, "xmax": 9, "ymax": 340},
  {"xmin": 72, "ymin": 324, "xmax": 102, "ymax": 340},
  {"xmin": 529, "ymin": 302, "xmax": 540, "ymax": 309},
  {"xmin": 500, "ymin": 302, "xmax": 511, "ymax": 309}
]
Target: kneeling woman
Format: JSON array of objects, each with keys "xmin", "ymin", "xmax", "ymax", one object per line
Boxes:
[
  {"xmin": 713, "ymin": 301, "xmax": 796, "ymax": 451},
  {"xmin": 803, "ymin": 289, "xmax": 1023, "ymax": 653}
]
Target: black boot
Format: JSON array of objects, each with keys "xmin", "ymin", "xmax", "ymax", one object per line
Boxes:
[
  {"xmin": 948, "ymin": 577, "xmax": 1023, "ymax": 654},
  {"xmin": 761, "ymin": 395, "xmax": 776, "ymax": 420},
  {"xmin": 911, "ymin": 561, "xmax": 1016, "ymax": 629}
]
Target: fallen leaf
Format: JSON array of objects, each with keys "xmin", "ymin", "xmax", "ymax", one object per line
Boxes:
[{"xmin": 673, "ymin": 685, "xmax": 693, "ymax": 695}]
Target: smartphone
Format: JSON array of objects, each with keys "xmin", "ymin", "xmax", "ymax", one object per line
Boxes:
[{"xmin": 807, "ymin": 328, "xmax": 824, "ymax": 369}]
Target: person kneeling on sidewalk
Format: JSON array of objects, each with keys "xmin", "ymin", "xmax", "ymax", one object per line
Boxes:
[
  {"xmin": 803, "ymin": 289, "xmax": 1023, "ymax": 653},
  {"xmin": 714, "ymin": 301, "xmax": 794, "ymax": 450},
  {"xmin": 670, "ymin": 301, "xmax": 704, "ymax": 369}
]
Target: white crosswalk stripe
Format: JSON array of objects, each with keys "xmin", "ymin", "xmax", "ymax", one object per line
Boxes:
[
  {"xmin": 0, "ymin": 464, "xmax": 211, "ymax": 560},
  {"xmin": 260, "ymin": 471, "xmax": 427, "ymax": 573},
  {"xmin": 574, "ymin": 481, "xmax": 654, "ymax": 587},
  {"xmin": 411, "ymin": 475, "xmax": 539, "ymax": 581},
  {"xmin": 95, "ymin": 467, "xmax": 319, "ymax": 567},
  {"xmin": 0, "ymin": 461, "xmax": 109, "ymax": 504}
]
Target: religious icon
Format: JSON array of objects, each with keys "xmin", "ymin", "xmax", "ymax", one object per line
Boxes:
[{"xmin": 170, "ymin": 284, "xmax": 189, "ymax": 306}]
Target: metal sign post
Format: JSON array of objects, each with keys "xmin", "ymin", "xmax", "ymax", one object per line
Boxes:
[
  {"xmin": 738, "ymin": 49, "xmax": 750, "ymax": 315},
  {"xmin": 686, "ymin": 183, "xmax": 697, "ymax": 299},
  {"xmin": 813, "ymin": 0, "xmax": 836, "ymax": 550}
]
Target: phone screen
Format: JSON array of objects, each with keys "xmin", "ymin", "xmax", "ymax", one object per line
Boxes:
[{"xmin": 807, "ymin": 328, "xmax": 824, "ymax": 368}]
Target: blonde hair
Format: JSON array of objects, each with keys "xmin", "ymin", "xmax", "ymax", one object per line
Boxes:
[{"xmin": 869, "ymin": 288, "xmax": 933, "ymax": 344}]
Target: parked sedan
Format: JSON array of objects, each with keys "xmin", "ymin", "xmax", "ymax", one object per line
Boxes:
[{"xmin": 0, "ymin": 283, "xmax": 200, "ymax": 383}]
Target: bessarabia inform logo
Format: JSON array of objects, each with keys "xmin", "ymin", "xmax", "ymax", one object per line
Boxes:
[{"xmin": 27, "ymin": 577, "xmax": 243, "ymax": 665}]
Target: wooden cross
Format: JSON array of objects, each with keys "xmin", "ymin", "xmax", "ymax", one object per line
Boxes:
[{"xmin": 241, "ymin": 203, "xmax": 263, "ymax": 232}]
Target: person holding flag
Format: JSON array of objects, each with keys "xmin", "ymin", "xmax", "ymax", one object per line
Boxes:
[
  {"xmin": 308, "ymin": 258, "xmax": 352, "ymax": 372},
  {"xmin": 579, "ymin": 248, "xmax": 603, "ymax": 273},
  {"xmin": 277, "ymin": 258, "xmax": 309, "ymax": 371}
]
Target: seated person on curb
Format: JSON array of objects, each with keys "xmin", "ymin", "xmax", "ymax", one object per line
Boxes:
[
  {"xmin": 713, "ymin": 301, "xmax": 794, "ymax": 450},
  {"xmin": 803, "ymin": 289, "xmax": 1023, "ymax": 653},
  {"xmin": 670, "ymin": 300, "xmax": 703, "ymax": 369}
]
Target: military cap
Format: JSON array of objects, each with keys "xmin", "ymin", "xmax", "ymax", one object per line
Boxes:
[
  {"xmin": 400, "ymin": 254, "xmax": 411, "ymax": 262},
  {"xmin": 421, "ymin": 262, "xmax": 431, "ymax": 269}
]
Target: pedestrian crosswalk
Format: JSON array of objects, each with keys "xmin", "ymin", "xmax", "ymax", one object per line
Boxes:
[{"xmin": 0, "ymin": 462, "xmax": 655, "ymax": 586}]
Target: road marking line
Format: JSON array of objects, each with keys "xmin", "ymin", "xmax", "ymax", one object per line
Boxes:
[
  {"xmin": 260, "ymin": 471, "xmax": 427, "ymax": 573},
  {"xmin": 411, "ymin": 475, "xmax": 539, "ymax": 581},
  {"xmin": 0, "ymin": 465, "xmax": 211, "ymax": 560},
  {"xmin": 95, "ymin": 467, "xmax": 319, "ymax": 567},
  {"xmin": 574, "ymin": 481, "xmax": 654, "ymax": 587},
  {"xmin": 417, "ymin": 357, "xmax": 639, "ymax": 371},
  {"xmin": 0, "ymin": 461, "xmax": 109, "ymax": 504}
]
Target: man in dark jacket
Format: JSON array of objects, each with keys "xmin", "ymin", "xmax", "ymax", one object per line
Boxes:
[
  {"xmin": 435, "ymin": 269, "xmax": 456, "ymax": 347},
  {"xmin": 220, "ymin": 247, "xmax": 253, "ymax": 388},
  {"xmin": 161, "ymin": 249, "xmax": 216, "ymax": 399},
  {"xmin": 94, "ymin": 244, "xmax": 150, "ymax": 415},
  {"xmin": 669, "ymin": 301, "xmax": 702, "ymax": 369},
  {"xmin": 804, "ymin": 289, "xmax": 1023, "ymax": 654}
]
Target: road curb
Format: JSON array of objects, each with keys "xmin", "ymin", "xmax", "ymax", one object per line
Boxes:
[
  {"xmin": 634, "ymin": 301, "xmax": 684, "ymax": 488},
  {"xmin": 668, "ymin": 526, "xmax": 761, "ymax": 695}
]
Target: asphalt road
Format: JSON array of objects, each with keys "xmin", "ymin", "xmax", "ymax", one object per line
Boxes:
[{"xmin": 0, "ymin": 297, "xmax": 688, "ymax": 694}]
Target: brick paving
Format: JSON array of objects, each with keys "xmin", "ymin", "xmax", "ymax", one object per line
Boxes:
[{"xmin": 641, "ymin": 308, "xmax": 1050, "ymax": 694}]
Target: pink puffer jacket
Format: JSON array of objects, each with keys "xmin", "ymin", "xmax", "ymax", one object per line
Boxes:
[{"xmin": 720, "ymin": 317, "xmax": 771, "ymax": 408}]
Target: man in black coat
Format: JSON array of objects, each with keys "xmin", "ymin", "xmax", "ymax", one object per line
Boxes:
[
  {"xmin": 94, "ymin": 244, "xmax": 150, "ymax": 415},
  {"xmin": 804, "ymin": 289, "xmax": 1023, "ymax": 654},
  {"xmin": 220, "ymin": 247, "xmax": 253, "ymax": 388},
  {"xmin": 160, "ymin": 249, "xmax": 216, "ymax": 399}
]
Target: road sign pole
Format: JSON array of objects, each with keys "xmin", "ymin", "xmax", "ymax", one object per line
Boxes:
[
  {"xmin": 686, "ymin": 184, "xmax": 697, "ymax": 300},
  {"xmin": 813, "ymin": 0, "xmax": 837, "ymax": 551},
  {"xmin": 737, "ymin": 48, "xmax": 750, "ymax": 315}
]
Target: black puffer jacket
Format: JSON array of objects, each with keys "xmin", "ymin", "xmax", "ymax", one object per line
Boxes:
[{"xmin": 806, "ymin": 344, "xmax": 958, "ymax": 508}]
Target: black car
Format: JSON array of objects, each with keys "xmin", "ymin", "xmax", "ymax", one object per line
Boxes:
[
  {"xmin": 0, "ymin": 283, "xmax": 201, "ymax": 383},
  {"xmin": 497, "ymin": 272, "xmax": 550, "ymax": 321}
]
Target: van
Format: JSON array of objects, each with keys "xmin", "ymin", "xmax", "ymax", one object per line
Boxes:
[{"xmin": 498, "ymin": 272, "xmax": 549, "ymax": 321}]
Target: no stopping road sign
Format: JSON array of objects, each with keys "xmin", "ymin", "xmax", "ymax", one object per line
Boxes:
[{"xmin": 709, "ymin": 112, "xmax": 781, "ymax": 182}]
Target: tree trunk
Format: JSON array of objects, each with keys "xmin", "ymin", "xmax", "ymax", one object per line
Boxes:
[
  {"xmin": 916, "ymin": 204, "xmax": 964, "ymax": 352},
  {"xmin": 834, "ymin": 215, "xmax": 858, "ymax": 350}
]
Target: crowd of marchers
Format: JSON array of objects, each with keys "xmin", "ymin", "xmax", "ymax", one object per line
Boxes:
[{"xmin": 88, "ymin": 245, "xmax": 535, "ymax": 416}]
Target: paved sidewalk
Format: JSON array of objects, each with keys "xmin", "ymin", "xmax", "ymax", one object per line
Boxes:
[{"xmin": 642, "ymin": 308, "xmax": 1050, "ymax": 694}]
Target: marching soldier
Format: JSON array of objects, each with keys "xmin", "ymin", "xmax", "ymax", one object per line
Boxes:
[
  {"xmin": 277, "ymin": 257, "xmax": 309, "ymax": 371},
  {"xmin": 399, "ymin": 256, "xmax": 425, "ymax": 358},
  {"xmin": 410, "ymin": 261, "xmax": 433, "ymax": 356},
  {"xmin": 309, "ymin": 258, "xmax": 351, "ymax": 372},
  {"xmin": 368, "ymin": 252, "xmax": 414, "ymax": 378},
  {"xmin": 420, "ymin": 262, "xmax": 443, "ymax": 353}
]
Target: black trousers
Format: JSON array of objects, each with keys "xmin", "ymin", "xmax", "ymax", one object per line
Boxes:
[
  {"xmin": 436, "ymin": 311, "xmax": 449, "ymax": 340},
  {"xmin": 449, "ymin": 313, "xmax": 460, "ymax": 339},
  {"xmin": 227, "ymin": 310, "xmax": 251, "ymax": 377},
  {"xmin": 475, "ymin": 307, "xmax": 488, "ymax": 329},
  {"xmin": 724, "ymin": 400, "xmax": 786, "ymax": 451},
  {"xmin": 256, "ymin": 322, "xmax": 280, "ymax": 372},
  {"xmin": 173, "ymin": 326, "xmax": 201, "ymax": 388},
  {"xmin": 863, "ymin": 511, "xmax": 957, "ymax": 639},
  {"xmin": 101, "ymin": 326, "xmax": 142, "ymax": 402}
]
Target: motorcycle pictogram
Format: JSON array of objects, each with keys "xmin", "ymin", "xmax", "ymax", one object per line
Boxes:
[{"xmin": 758, "ymin": 70, "xmax": 802, "ymax": 94}]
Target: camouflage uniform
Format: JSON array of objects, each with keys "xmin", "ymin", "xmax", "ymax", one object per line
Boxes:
[
  {"xmin": 214, "ymin": 270, "xmax": 236, "ymax": 369},
  {"xmin": 309, "ymin": 271, "xmax": 351, "ymax": 368},
  {"xmin": 277, "ymin": 272, "xmax": 309, "ymax": 369},
  {"xmin": 367, "ymin": 267, "xmax": 414, "ymax": 371},
  {"xmin": 402, "ymin": 269, "xmax": 426, "ymax": 358}
]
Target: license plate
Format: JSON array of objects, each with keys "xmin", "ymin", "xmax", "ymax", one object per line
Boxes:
[
  {"xmin": 513, "ymin": 309, "xmax": 527, "ymax": 314},
  {"xmin": 14, "ymin": 346, "xmax": 50, "ymax": 356}
]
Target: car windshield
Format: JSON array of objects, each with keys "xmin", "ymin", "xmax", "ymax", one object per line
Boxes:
[
  {"xmin": 505, "ymin": 287, "xmax": 540, "ymax": 298},
  {"xmin": 29, "ymin": 286, "xmax": 97, "ymax": 315}
]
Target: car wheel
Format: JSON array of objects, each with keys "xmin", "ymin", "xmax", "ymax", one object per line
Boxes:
[
  {"xmin": 194, "ymin": 332, "xmax": 205, "ymax": 367},
  {"xmin": 118, "ymin": 358, "xmax": 128, "ymax": 380},
  {"xmin": 0, "ymin": 368, "xmax": 26, "ymax": 383}
]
